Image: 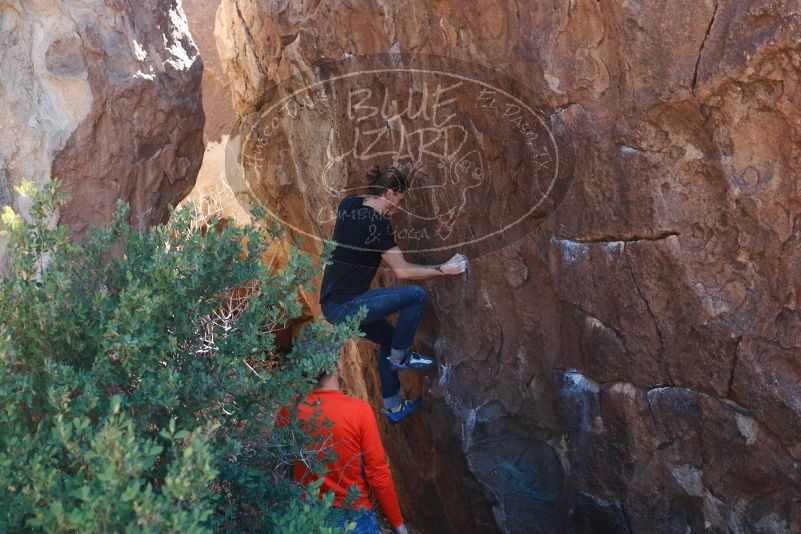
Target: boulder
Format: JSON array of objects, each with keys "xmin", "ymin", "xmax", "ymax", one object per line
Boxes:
[
  {"xmin": 215, "ymin": 0, "xmax": 801, "ymax": 532},
  {"xmin": 0, "ymin": 0, "xmax": 203, "ymax": 264},
  {"xmin": 180, "ymin": 0, "xmax": 249, "ymax": 224}
]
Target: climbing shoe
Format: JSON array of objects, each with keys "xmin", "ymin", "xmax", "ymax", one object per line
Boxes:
[
  {"xmin": 382, "ymin": 397, "xmax": 422, "ymax": 425},
  {"xmin": 386, "ymin": 352, "xmax": 437, "ymax": 371}
]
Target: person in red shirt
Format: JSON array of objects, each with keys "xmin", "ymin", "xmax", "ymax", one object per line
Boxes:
[{"xmin": 281, "ymin": 370, "xmax": 408, "ymax": 534}]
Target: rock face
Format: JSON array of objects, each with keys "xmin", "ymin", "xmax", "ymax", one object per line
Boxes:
[
  {"xmin": 216, "ymin": 1, "xmax": 801, "ymax": 532},
  {"xmin": 183, "ymin": 0, "xmax": 235, "ymax": 145},
  {"xmin": 0, "ymin": 0, "xmax": 203, "ymax": 256},
  {"xmin": 183, "ymin": 0, "xmax": 255, "ymax": 223},
  {"xmin": 180, "ymin": 0, "xmax": 249, "ymax": 224}
]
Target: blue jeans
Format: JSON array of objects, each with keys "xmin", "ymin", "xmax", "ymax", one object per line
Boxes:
[
  {"xmin": 327, "ymin": 506, "xmax": 380, "ymax": 533},
  {"xmin": 321, "ymin": 285, "xmax": 427, "ymax": 400}
]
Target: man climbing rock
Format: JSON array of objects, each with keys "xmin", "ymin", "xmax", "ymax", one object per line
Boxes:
[{"xmin": 319, "ymin": 165, "xmax": 467, "ymax": 424}]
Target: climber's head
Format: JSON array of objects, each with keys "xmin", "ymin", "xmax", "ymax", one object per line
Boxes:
[{"xmin": 365, "ymin": 165, "xmax": 408, "ymax": 215}]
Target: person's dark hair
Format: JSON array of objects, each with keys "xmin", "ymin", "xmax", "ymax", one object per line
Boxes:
[
  {"xmin": 365, "ymin": 165, "xmax": 409, "ymax": 196},
  {"xmin": 316, "ymin": 370, "xmax": 333, "ymax": 381}
]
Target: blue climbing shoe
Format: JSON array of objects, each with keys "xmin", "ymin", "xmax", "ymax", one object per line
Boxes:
[
  {"xmin": 382, "ymin": 397, "xmax": 422, "ymax": 424},
  {"xmin": 386, "ymin": 352, "xmax": 437, "ymax": 371}
]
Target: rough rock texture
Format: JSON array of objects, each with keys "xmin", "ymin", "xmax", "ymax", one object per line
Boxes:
[
  {"xmin": 180, "ymin": 0, "xmax": 251, "ymax": 227},
  {"xmin": 216, "ymin": 1, "xmax": 801, "ymax": 532},
  {"xmin": 184, "ymin": 0, "xmax": 235, "ymax": 145},
  {"xmin": 0, "ymin": 0, "xmax": 203, "ymax": 256}
]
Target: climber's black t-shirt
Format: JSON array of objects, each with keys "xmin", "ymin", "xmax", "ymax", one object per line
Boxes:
[{"xmin": 319, "ymin": 195, "xmax": 396, "ymax": 305}]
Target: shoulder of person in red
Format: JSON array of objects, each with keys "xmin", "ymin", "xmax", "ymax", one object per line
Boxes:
[{"xmin": 275, "ymin": 390, "xmax": 368, "ymax": 429}]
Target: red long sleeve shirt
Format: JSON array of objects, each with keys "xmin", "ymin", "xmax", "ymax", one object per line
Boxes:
[{"xmin": 280, "ymin": 390, "xmax": 404, "ymax": 528}]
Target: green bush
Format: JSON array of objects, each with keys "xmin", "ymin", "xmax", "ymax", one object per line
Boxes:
[{"xmin": 0, "ymin": 180, "xmax": 364, "ymax": 532}]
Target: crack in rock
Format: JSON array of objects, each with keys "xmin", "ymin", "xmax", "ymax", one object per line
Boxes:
[
  {"xmin": 557, "ymin": 231, "xmax": 679, "ymax": 245},
  {"xmin": 691, "ymin": 0, "xmax": 719, "ymax": 93}
]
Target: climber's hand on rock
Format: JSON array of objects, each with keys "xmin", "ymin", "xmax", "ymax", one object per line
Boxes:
[
  {"xmin": 395, "ymin": 524, "xmax": 408, "ymax": 534},
  {"xmin": 440, "ymin": 253, "xmax": 467, "ymax": 275}
]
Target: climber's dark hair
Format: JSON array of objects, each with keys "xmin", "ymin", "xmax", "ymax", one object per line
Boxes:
[{"xmin": 365, "ymin": 165, "xmax": 409, "ymax": 196}]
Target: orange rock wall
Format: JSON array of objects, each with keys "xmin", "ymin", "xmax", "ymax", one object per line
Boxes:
[{"xmin": 214, "ymin": 1, "xmax": 801, "ymax": 532}]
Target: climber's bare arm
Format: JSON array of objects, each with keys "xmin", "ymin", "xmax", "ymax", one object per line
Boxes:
[{"xmin": 381, "ymin": 246, "xmax": 467, "ymax": 280}]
